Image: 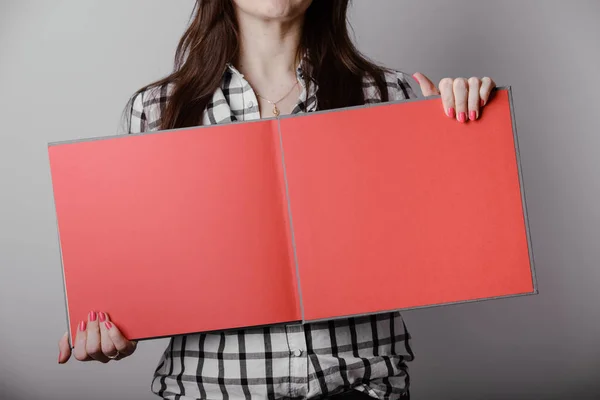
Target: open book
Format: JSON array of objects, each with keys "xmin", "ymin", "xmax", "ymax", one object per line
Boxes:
[{"xmin": 48, "ymin": 87, "xmax": 537, "ymax": 343}]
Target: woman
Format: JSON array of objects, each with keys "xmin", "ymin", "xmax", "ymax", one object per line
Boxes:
[{"xmin": 57, "ymin": 1, "xmax": 496, "ymax": 399}]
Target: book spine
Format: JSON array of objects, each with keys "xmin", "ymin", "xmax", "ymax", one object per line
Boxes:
[{"xmin": 272, "ymin": 119, "xmax": 305, "ymax": 323}]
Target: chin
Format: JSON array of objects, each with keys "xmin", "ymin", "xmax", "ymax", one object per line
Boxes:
[{"xmin": 234, "ymin": 0, "xmax": 313, "ymax": 21}]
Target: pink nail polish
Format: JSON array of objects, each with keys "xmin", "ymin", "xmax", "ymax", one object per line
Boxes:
[
  {"xmin": 99, "ymin": 312, "xmax": 106, "ymax": 322},
  {"xmin": 105, "ymin": 321, "xmax": 113, "ymax": 330},
  {"xmin": 79, "ymin": 321, "xmax": 86, "ymax": 331},
  {"xmin": 459, "ymin": 112, "xmax": 467, "ymax": 123},
  {"xmin": 481, "ymin": 99, "xmax": 485, "ymax": 107},
  {"xmin": 412, "ymin": 74, "xmax": 419, "ymax": 84},
  {"xmin": 470, "ymin": 111, "xmax": 477, "ymax": 121},
  {"xmin": 448, "ymin": 108, "xmax": 455, "ymax": 118},
  {"xmin": 89, "ymin": 311, "xmax": 97, "ymax": 322}
]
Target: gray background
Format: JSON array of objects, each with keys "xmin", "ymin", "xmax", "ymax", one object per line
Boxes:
[{"xmin": 1, "ymin": 0, "xmax": 599, "ymax": 399}]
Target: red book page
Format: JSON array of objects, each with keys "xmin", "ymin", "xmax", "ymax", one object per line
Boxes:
[
  {"xmin": 279, "ymin": 89, "xmax": 535, "ymax": 321},
  {"xmin": 49, "ymin": 120, "xmax": 300, "ymax": 342}
]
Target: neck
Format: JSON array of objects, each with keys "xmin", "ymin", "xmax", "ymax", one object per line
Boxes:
[{"xmin": 234, "ymin": 14, "xmax": 304, "ymax": 85}]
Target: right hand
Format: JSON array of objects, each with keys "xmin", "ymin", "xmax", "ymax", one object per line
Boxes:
[{"xmin": 58, "ymin": 311, "xmax": 137, "ymax": 364}]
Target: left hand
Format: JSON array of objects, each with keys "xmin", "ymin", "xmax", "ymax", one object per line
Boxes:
[{"xmin": 412, "ymin": 72, "xmax": 496, "ymax": 123}]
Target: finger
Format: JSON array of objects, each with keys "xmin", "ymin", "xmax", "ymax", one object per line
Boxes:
[
  {"xmin": 438, "ymin": 78, "xmax": 455, "ymax": 118},
  {"xmin": 453, "ymin": 78, "xmax": 469, "ymax": 123},
  {"xmin": 412, "ymin": 72, "xmax": 440, "ymax": 97},
  {"xmin": 98, "ymin": 311, "xmax": 118, "ymax": 358},
  {"xmin": 85, "ymin": 311, "xmax": 109, "ymax": 363},
  {"xmin": 103, "ymin": 313, "xmax": 137, "ymax": 358},
  {"xmin": 467, "ymin": 77, "xmax": 481, "ymax": 120},
  {"xmin": 479, "ymin": 77, "xmax": 496, "ymax": 106},
  {"xmin": 72, "ymin": 320, "xmax": 92, "ymax": 362},
  {"xmin": 58, "ymin": 331, "xmax": 72, "ymax": 364}
]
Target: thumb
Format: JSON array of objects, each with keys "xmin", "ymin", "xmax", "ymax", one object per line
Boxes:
[
  {"xmin": 412, "ymin": 72, "xmax": 440, "ymax": 97},
  {"xmin": 58, "ymin": 331, "xmax": 72, "ymax": 364}
]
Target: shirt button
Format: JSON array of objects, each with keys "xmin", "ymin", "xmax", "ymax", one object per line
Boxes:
[
  {"xmin": 292, "ymin": 349, "xmax": 303, "ymax": 357},
  {"xmin": 248, "ymin": 101, "xmax": 254, "ymax": 107}
]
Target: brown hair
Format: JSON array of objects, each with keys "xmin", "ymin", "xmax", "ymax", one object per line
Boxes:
[{"xmin": 126, "ymin": 0, "xmax": 390, "ymax": 131}]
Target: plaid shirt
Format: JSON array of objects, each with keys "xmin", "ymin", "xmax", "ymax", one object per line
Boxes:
[{"xmin": 124, "ymin": 63, "xmax": 417, "ymax": 400}]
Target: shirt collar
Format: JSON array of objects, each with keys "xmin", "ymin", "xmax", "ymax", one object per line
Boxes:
[{"xmin": 224, "ymin": 56, "xmax": 318, "ymax": 114}]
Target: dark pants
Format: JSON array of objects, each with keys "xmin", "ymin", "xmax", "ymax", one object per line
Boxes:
[{"xmin": 326, "ymin": 390, "xmax": 409, "ymax": 400}]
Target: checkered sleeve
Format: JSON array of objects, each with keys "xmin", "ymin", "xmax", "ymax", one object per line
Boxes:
[
  {"xmin": 126, "ymin": 91, "xmax": 148, "ymax": 134},
  {"xmin": 364, "ymin": 69, "xmax": 418, "ymax": 104},
  {"xmin": 394, "ymin": 71, "xmax": 418, "ymax": 101}
]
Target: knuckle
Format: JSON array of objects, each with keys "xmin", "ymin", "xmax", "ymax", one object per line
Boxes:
[
  {"xmin": 73, "ymin": 350, "xmax": 88, "ymax": 362},
  {"xmin": 468, "ymin": 77, "xmax": 481, "ymax": 86},
  {"xmin": 453, "ymin": 78, "xmax": 468, "ymax": 90},
  {"xmin": 102, "ymin": 344, "xmax": 116, "ymax": 356},
  {"xmin": 114, "ymin": 342, "xmax": 127, "ymax": 353},
  {"xmin": 439, "ymin": 77, "xmax": 453, "ymax": 89},
  {"xmin": 85, "ymin": 344, "xmax": 101, "ymax": 357}
]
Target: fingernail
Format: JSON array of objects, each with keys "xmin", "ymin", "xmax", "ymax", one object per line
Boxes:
[
  {"xmin": 79, "ymin": 320, "xmax": 86, "ymax": 331},
  {"xmin": 470, "ymin": 111, "xmax": 477, "ymax": 121},
  {"xmin": 448, "ymin": 108, "xmax": 455, "ymax": 118},
  {"xmin": 89, "ymin": 311, "xmax": 97, "ymax": 322},
  {"xmin": 58, "ymin": 352, "xmax": 61, "ymax": 363},
  {"xmin": 481, "ymin": 99, "xmax": 485, "ymax": 107},
  {"xmin": 412, "ymin": 74, "xmax": 419, "ymax": 84},
  {"xmin": 105, "ymin": 321, "xmax": 112, "ymax": 330},
  {"xmin": 99, "ymin": 312, "xmax": 106, "ymax": 322},
  {"xmin": 458, "ymin": 112, "xmax": 467, "ymax": 123}
]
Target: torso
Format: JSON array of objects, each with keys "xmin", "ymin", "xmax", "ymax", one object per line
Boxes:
[{"xmin": 126, "ymin": 64, "xmax": 417, "ymax": 400}]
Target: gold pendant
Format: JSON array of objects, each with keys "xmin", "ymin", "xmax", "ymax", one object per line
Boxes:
[{"xmin": 273, "ymin": 105, "xmax": 280, "ymax": 117}]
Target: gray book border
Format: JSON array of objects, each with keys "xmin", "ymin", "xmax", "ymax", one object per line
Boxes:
[{"xmin": 48, "ymin": 86, "xmax": 538, "ymax": 343}]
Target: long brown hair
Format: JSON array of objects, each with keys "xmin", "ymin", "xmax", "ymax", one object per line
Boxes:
[{"xmin": 126, "ymin": 0, "xmax": 391, "ymax": 131}]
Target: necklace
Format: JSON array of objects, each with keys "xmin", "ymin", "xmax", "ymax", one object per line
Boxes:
[{"xmin": 255, "ymin": 81, "xmax": 299, "ymax": 117}]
